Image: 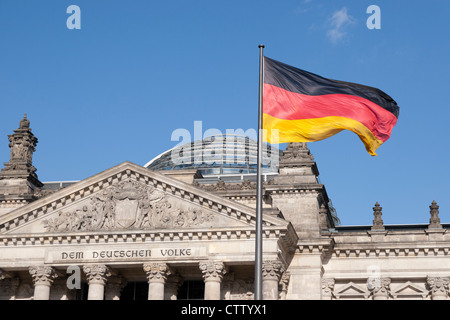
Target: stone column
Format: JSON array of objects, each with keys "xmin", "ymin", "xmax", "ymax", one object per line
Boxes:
[
  {"xmin": 83, "ymin": 264, "xmax": 111, "ymax": 300},
  {"xmin": 199, "ymin": 261, "xmax": 227, "ymax": 300},
  {"xmin": 29, "ymin": 266, "xmax": 58, "ymax": 300},
  {"xmin": 164, "ymin": 273, "xmax": 184, "ymax": 300},
  {"xmin": 426, "ymin": 276, "xmax": 450, "ymax": 300},
  {"xmin": 105, "ymin": 275, "xmax": 126, "ymax": 300},
  {"xmin": 143, "ymin": 263, "xmax": 172, "ymax": 300},
  {"xmin": 262, "ymin": 260, "xmax": 284, "ymax": 300}
]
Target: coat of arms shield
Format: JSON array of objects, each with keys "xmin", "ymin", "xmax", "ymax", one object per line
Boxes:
[{"xmin": 114, "ymin": 198, "xmax": 139, "ymax": 228}]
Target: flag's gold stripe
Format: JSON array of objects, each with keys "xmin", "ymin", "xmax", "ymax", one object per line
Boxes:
[{"xmin": 263, "ymin": 114, "xmax": 383, "ymax": 156}]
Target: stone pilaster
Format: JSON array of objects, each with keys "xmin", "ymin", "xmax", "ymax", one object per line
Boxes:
[
  {"xmin": 262, "ymin": 260, "xmax": 284, "ymax": 300},
  {"xmin": 29, "ymin": 266, "xmax": 58, "ymax": 300},
  {"xmin": 143, "ymin": 263, "xmax": 172, "ymax": 300},
  {"xmin": 83, "ymin": 264, "xmax": 111, "ymax": 300},
  {"xmin": 367, "ymin": 277, "xmax": 392, "ymax": 300},
  {"xmin": 426, "ymin": 276, "xmax": 450, "ymax": 300},
  {"xmin": 105, "ymin": 275, "xmax": 127, "ymax": 300},
  {"xmin": 199, "ymin": 261, "xmax": 227, "ymax": 300}
]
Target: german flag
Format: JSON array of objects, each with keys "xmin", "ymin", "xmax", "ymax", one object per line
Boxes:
[{"xmin": 263, "ymin": 57, "xmax": 399, "ymax": 156}]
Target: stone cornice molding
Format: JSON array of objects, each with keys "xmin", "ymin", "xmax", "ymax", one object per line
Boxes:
[
  {"xmin": 29, "ymin": 265, "xmax": 57, "ymax": 286},
  {"xmin": 0, "ymin": 225, "xmax": 297, "ymax": 248},
  {"xmin": 331, "ymin": 244, "xmax": 450, "ymax": 258},
  {"xmin": 297, "ymin": 239, "xmax": 335, "ymax": 257},
  {"xmin": 266, "ymin": 186, "xmax": 324, "ymax": 196}
]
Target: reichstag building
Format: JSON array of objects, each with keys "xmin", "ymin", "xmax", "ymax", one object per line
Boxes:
[{"xmin": 0, "ymin": 115, "xmax": 449, "ymax": 300}]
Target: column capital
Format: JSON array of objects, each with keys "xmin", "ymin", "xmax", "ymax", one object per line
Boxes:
[
  {"xmin": 143, "ymin": 263, "xmax": 172, "ymax": 283},
  {"xmin": 29, "ymin": 266, "xmax": 58, "ymax": 286},
  {"xmin": 321, "ymin": 278, "xmax": 336, "ymax": 300},
  {"xmin": 83, "ymin": 264, "xmax": 111, "ymax": 285},
  {"xmin": 199, "ymin": 261, "xmax": 227, "ymax": 282},
  {"xmin": 426, "ymin": 276, "xmax": 450, "ymax": 299},
  {"xmin": 262, "ymin": 260, "xmax": 284, "ymax": 281},
  {"xmin": 367, "ymin": 277, "xmax": 392, "ymax": 300}
]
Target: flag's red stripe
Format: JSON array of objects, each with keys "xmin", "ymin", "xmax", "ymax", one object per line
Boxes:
[{"xmin": 263, "ymin": 83, "xmax": 398, "ymax": 142}]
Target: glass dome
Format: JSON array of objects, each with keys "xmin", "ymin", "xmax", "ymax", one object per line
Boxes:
[{"xmin": 144, "ymin": 134, "xmax": 281, "ymax": 176}]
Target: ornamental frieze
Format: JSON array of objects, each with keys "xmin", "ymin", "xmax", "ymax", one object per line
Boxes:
[{"xmin": 42, "ymin": 179, "xmax": 213, "ymax": 232}]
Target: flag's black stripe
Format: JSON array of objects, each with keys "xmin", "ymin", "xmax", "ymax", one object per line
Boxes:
[{"xmin": 264, "ymin": 56, "xmax": 399, "ymax": 118}]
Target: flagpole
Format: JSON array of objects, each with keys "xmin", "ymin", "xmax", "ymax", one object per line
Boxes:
[{"xmin": 254, "ymin": 44, "xmax": 264, "ymax": 300}]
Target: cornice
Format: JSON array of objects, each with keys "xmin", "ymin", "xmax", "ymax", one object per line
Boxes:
[
  {"xmin": 331, "ymin": 243, "xmax": 450, "ymax": 258},
  {"xmin": 0, "ymin": 225, "xmax": 290, "ymax": 247}
]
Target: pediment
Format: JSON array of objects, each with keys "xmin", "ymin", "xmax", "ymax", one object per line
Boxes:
[
  {"xmin": 335, "ymin": 282, "xmax": 369, "ymax": 298},
  {"xmin": 0, "ymin": 162, "xmax": 289, "ymax": 236},
  {"xmin": 392, "ymin": 281, "xmax": 427, "ymax": 298}
]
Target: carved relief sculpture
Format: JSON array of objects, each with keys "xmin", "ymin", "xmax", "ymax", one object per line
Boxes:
[
  {"xmin": 321, "ymin": 278, "xmax": 336, "ymax": 300},
  {"xmin": 367, "ymin": 277, "xmax": 392, "ymax": 300},
  {"xmin": 43, "ymin": 178, "xmax": 214, "ymax": 232},
  {"xmin": 426, "ymin": 276, "xmax": 450, "ymax": 300}
]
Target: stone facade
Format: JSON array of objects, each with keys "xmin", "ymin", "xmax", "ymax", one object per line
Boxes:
[{"xmin": 0, "ymin": 116, "xmax": 449, "ymax": 300}]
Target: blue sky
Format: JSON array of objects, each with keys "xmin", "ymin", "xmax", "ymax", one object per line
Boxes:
[{"xmin": 0, "ymin": 1, "xmax": 449, "ymax": 226}]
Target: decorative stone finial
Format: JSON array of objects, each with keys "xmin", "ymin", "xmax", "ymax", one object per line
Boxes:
[
  {"xmin": 19, "ymin": 114, "xmax": 30, "ymax": 129},
  {"xmin": 371, "ymin": 202, "xmax": 384, "ymax": 231},
  {"xmin": 0, "ymin": 115, "xmax": 43, "ymax": 206},
  {"xmin": 1, "ymin": 115, "xmax": 39, "ymax": 176},
  {"xmin": 273, "ymin": 142, "xmax": 320, "ymax": 185},
  {"xmin": 428, "ymin": 200, "xmax": 442, "ymax": 229},
  {"xmin": 279, "ymin": 142, "xmax": 315, "ymax": 165}
]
